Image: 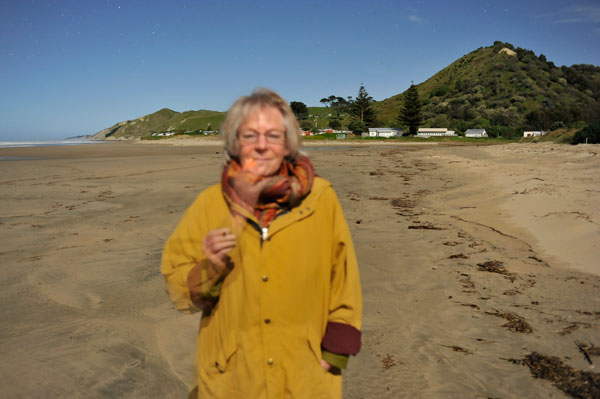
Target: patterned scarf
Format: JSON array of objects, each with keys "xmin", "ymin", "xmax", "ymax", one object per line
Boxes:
[{"xmin": 221, "ymin": 155, "xmax": 315, "ymax": 227}]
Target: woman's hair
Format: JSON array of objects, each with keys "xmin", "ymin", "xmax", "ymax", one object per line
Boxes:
[{"xmin": 221, "ymin": 88, "xmax": 301, "ymax": 164}]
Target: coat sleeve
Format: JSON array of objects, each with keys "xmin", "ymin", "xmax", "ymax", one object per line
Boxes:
[
  {"xmin": 160, "ymin": 192, "xmax": 230, "ymax": 314},
  {"xmin": 320, "ymin": 187, "xmax": 363, "ymax": 362}
]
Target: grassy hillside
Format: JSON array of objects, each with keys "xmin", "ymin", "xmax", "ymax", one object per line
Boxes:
[
  {"xmin": 93, "ymin": 106, "xmax": 336, "ymax": 140},
  {"xmin": 374, "ymin": 41, "xmax": 600, "ymax": 138},
  {"xmin": 520, "ymin": 128, "xmax": 577, "ymax": 144},
  {"xmin": 92, "ymin": 108, "xmax": 225, "ymax": 139}
]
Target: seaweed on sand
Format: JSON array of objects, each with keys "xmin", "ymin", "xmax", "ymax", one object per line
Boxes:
[
  {"xmin": 509, "ymin": 352, "xmax": 600, "ymax": 399},
  {"xmin": 408, "ymin": 222, "xmax": 443, "ymax": 230},
  {"xmin": 477, "ymin": 260, "xmax": 517, "ymax": 282},
  {"xmin": 380, "ymin": 354, "xmax": 396, "ymax": 369},
  {"xmin": 485, "ymin": 310, "xmax": 533, "ymax": 333},
  {"xmin": 448, "ymin": 253, "xmax": 469, "ymax": 259},
  {"xmin": 442, "ymin": 345, "xmax": 474, "ymax": 354}
]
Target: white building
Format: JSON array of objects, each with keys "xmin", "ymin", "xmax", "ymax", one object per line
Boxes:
[
  {"xmin": 523, "ymin": 131, "xmax": 546, "ymax": 137},
  {"xmin": 465, "ymin": 129, "xmax": 488, "ymax": 138},
  {"xmin": 417, "ymin": 128, "xmax": 456, "ymax": 137},
  {"xmin": 368, "ymin": 128, "xmax": 402, "ymax": 138},
  {"xmin": 151, "ymin": 132, "xmax": 176, "ymax": 137}
]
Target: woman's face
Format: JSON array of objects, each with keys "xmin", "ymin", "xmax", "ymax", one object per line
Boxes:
[{"xmin": 237, "ymin": 106, "xmax": 290, "ymax": 177}]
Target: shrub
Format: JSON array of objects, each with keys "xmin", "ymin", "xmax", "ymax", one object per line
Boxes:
[
  {"xmin": 487, "ymin": 126, "xmax": 521, "ymax": 139},
  {"xmin": 477, "ymin": 118, "xmax": 491, "ymax": 127},
  {"xmin": 572, "ymin": 121, "xmax": 600, "ymax": 144},
  {"xmin": 299, "ymin": 120, "xmax": 313, "ymax": 131},
  {"xmin": 429, "ymin": 86, "xmax": 449, "ymax": 97}
]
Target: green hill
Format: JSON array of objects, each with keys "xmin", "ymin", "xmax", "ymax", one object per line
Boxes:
[
  {"xmin": 374, "ymin": 41, "xmax": 600, "ymax": 138},
  {"xmin": 92, "ymin": 108, "xmax": 225, "ymax": 139}
]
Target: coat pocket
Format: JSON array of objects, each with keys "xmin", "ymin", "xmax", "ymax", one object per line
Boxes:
[
  {"xmin": 199, "ymin": 330, "xmax": 239, "ymax": 375},
  {"xmin": 306, "ymin": 327, "xmax": 323, "ymax": 366}
]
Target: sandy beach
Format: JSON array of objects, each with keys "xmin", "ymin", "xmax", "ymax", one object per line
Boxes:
[{"xmin": 0, "ymin": 140, "xmax": 598, "ymax": 398}]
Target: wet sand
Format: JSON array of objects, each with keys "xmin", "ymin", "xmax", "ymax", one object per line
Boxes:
[{"xmin": 0, "ymin": 141, "xmax": 598, "ymax": 398}]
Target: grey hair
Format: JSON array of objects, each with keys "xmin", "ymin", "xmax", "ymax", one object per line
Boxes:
[{"xmin": 221, "ymin": 88, "xmax": 301, "ymax": 164}]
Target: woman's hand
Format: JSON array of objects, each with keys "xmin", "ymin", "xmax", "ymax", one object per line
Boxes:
[
  {"xmin": 201, "ymin": 227, "xmax": 236, "ymax": 272},
  {"xmin": 230, "ymin": 157, "xmax": 274, "ymax": 208},
  {"xmin": 231, "ymin": 170, "xmax": 271, "ymax": 208},
  {"xmin": 320, "ymin": 359, "xmax": 331, "ymax": 372}
]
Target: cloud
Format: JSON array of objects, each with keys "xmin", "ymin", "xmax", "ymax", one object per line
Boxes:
[
  {"xmin": 408, "ymin": 15, "xmax": 425, "ymax": 24},
  {"xmin": 550, "ymin": 4, "xmax": 600, "ymax": 25}
]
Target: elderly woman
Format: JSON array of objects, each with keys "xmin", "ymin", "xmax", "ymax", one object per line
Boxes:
[{"xmin": 161, "ymin": 88, "xmax": 362, "ymax": 398}]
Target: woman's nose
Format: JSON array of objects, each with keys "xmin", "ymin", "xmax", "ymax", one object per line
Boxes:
[{"xmin": 255, "ymin": 134, "xmax": 268, "ymax": 149}]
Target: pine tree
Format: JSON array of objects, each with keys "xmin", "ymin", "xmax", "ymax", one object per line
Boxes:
[
  {"xmin": 399, "ymin": 83, "xmax": 422, "ymax": 135},
  {"xmin": 351, "ymin": 84, "xmax": 376, "ymax": 127}
]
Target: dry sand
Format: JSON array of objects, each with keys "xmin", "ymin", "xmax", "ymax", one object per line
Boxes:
[{"xmin": 0, "ymin": 141, "xmax": 598, "ymax": 398}]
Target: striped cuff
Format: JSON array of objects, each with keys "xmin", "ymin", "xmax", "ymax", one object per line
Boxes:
[{"xmin": 187, "ymin": 258, "xmax": 232, "ymax": 312}]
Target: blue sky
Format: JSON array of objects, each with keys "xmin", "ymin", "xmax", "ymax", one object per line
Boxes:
[{"xmin": 1, "ymin": 0, "xmax": 599, "ymax": 140}]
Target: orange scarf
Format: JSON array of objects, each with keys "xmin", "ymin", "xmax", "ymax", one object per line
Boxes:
[{"xmin": 221, "ymin": 155, "xmax": 315, "ymax": 227}]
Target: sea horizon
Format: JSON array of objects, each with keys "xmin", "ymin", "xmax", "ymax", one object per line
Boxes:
[{"xmin": 0, "ymin": 139, "xmax": 106, "ymax": 149}]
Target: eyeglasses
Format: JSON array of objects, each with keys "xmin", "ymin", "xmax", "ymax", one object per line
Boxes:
[{"xmin": 239, "ymin": 130, "xmax": 286, "ymax": 144}]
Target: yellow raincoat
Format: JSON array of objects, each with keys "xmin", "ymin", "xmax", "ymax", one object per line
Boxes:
[{"xmin": 161, "ymin": 177, "xmax": 362, "ymax": 398}]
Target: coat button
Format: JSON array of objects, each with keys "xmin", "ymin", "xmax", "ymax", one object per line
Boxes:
[
  {"xmin": 264, "ymin": 318, "xmax": 271, "ymax": 324},
  {"xmin": 262, "ymin": 275, "xmax": 268, "ymax": 282},
  {"xmin": 267, "ymin": 358, "xmax": 274, "ymax": 365}
]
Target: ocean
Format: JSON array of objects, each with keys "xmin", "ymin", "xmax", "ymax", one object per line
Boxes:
[{"xmin": 0, "ymin": 139, "xmax": 107, "ymax": 148}]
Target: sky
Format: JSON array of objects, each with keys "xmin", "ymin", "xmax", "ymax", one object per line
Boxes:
[{"xmin": 1, "ymin": 0, "xmax": 600, "ymax": 140}]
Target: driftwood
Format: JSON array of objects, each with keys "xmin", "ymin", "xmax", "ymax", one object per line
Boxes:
[{"xmin": 575, "ymin": 341, "xmax": 600, "ymax": 365}]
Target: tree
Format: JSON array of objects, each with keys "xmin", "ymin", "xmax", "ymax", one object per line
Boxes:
[
  {"xmin": 525, "ymin": 108, "xmax": 552, "ymax": 130},
  {"xmin": 331, "ymin": 97, "xmax": 348, "ymax": 117},
  {"xmin": 350, "ymin": 84, "xmax": 376, "ymax": 126},
  {"xmin": 329, "ymin": 119, "xmax": 341, "ymax": 130},
  {"xmin": 319, "ymin": 95, "xmax": 337, "ymax": 110},
  {"xmin": 399, "ymin": 83, "xmax": 423, "ymax": 135},
  {"xmin": 348, "ymin": 119, "xmax": 365, "ymax": 134},
  {"xmin": 290, "ymin": 101, "xmax": 308, "ymax": 120},
  {"xmin": 320, "ymin": 95, "xmax": 350, "ymax": 117}
]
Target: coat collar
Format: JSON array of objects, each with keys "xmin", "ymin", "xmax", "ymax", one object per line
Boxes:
[
  {"xmin": 266, "ymin": 177, "xmax": 330, "ymax": 238},
  {"xmin": 221, "ymin": 177, "xmax": 331, "ymax": 239}
]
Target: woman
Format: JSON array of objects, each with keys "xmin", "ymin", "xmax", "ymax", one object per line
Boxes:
[{"xmin": 161, "ymin": 88, "xmax": 362, "ymax": 398}]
